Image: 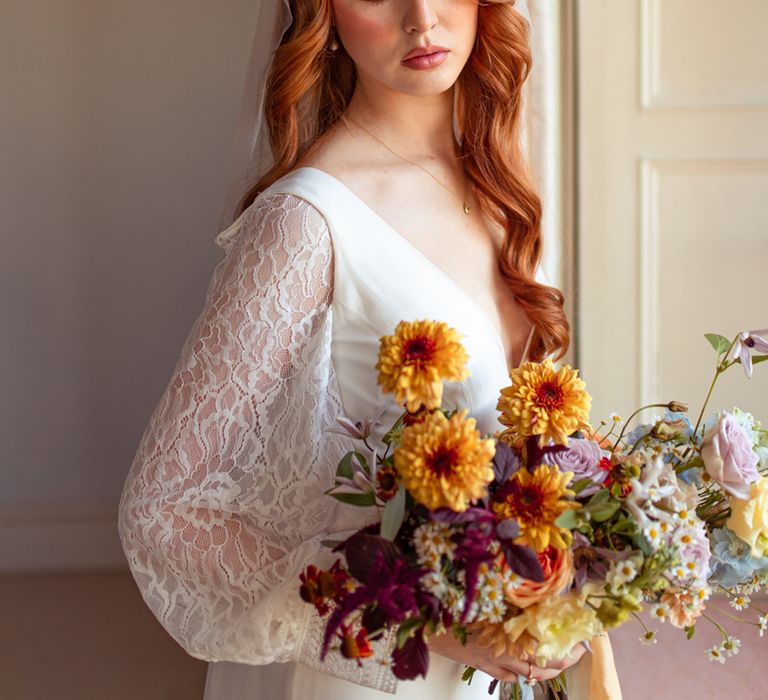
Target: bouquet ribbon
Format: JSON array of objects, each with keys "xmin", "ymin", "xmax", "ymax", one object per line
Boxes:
[{"xmin": 565, "ymin": 634, "xmax": 622, "ymax": 700}]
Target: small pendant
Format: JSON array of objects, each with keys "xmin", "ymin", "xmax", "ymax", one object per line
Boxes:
[{"xmin": 463, "ymin": 201, "xmax": 471, "ymax": 215}]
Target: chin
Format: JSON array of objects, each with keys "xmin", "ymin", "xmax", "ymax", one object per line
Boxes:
[{"xmin": 391, "ymin": 68, "xmax": 463, "ymax": 97}]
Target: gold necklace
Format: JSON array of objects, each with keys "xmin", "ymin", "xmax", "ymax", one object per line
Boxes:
[{"xmin": 345, "ymin": 115, "xmax": 471, "ymax": 215}]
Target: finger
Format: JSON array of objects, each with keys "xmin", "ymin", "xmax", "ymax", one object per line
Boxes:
[
  {"xmin": 530, "ymin": 665, "xmax": 563, "ymax": 682},
  {"xmin": 495, "ymin": 659, "xmax": 529, "ymax": 677},
  {"xmin": 483, "ymin": 663, "xmax": 522, "ymax": 683},
  {"xmin": 496, "ymin": 659, "xmax": 561, "ymax": 683}
]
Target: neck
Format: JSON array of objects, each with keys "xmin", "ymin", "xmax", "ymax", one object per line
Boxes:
[{"xmin": 344, "ymin": 79, "xmax": 457, "ymax": 160}]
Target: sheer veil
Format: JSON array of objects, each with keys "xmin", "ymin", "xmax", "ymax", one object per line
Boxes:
[{"xmin": 217, "ymin": 0, "xmax": 292, "ymax": 234}]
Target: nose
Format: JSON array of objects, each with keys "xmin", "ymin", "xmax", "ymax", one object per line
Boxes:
[{"xmin": 403, "ymin": 0, "xmax": 438, "ymax": 34}]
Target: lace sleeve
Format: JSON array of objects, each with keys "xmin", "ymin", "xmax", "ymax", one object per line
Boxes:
[{"xmin": 117, "ymin": 193, "xmax": 398, "ymax": 693}]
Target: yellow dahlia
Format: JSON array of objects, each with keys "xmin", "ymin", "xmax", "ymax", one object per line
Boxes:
[
  {"xmin": 394, "ymin": 408, "xmax": 495, "ymax": 512},
  {"xmin": 492, "ymin": 464, "xmax": 578, "ymax": 552},
  {"xmin": 376, "ymin": 320, "xmax": 470, "ymax": 412},
  {"xmin": 497, "ymin": 359, "xmax": 592, "ymax": 446}
]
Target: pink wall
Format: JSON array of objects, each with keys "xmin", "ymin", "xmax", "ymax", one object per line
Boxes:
[{"xmin": 611, "ymin": 595, "xmax": 767, "ymax": 699}]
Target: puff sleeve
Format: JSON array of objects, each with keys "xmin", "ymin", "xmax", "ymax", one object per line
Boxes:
[{"xmin": 117, "ymin": 193, "xmax": 398, "ymax": 693}]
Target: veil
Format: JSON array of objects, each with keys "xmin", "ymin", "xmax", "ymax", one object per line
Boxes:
[
  {"xmin": 216, "ymin": 0, "xmax": 292, "ymax": 233},
  {"xmin": 214, "ymin": 0, "xmax": 532, "ymax": 240}
]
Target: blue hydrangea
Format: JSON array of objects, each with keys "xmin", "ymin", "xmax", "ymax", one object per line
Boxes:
[
  {"xmin": 624, "ymin": 422, "xmax": 653, "ymax": 446},
  {"xmin": 678, "ymin": 467, "xmax": 702, "ymax": 486},
  {"xmin": 709, "ymin": 527, "xmax": 768, "ymax": 588},
  {"xmin": 664, "ymin": 410, "xmax": 694, "ymax": 437}
]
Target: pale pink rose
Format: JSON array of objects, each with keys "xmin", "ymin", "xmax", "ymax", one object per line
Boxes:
[{"xmin": 701, "ymin": 413, "xmax": 759, "ymax": 499}]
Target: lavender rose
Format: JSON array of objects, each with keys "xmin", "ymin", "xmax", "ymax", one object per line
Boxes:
[
  {"xmin": 543, "ymin": 438, "xmax": 607, "ymax": 495},
  {"xmin": 701, "ymin": 412, "xmax": 759, "ymax": 499}
]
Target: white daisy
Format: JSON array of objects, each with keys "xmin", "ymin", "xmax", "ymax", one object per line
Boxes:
[
  {"xmin": 706, "ymin": 646, "xmax": 726, "ymax": 664},
  {"xmin": 730, "ymin": 594, "xmax": 751, "ymax": 611},
  {"xmin": 722, "ymin": 636, "xmax": 741, "ymax": 657},
  {"xmin": 643, "ymin": 523, "xmax": 662, "ymax": 548},
  {"xmin": 650, "ymin": 602, "xmax": 670, "ymax": 623}
]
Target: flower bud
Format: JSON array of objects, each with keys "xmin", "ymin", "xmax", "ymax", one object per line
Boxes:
[{"xmin": 667, "ymin": 401, "xmax": 688, "ymax": 413}]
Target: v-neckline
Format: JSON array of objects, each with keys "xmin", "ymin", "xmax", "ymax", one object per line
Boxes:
[{"xmin": 294, "ymin": 166, "xmax": 532, "ymax": 371}]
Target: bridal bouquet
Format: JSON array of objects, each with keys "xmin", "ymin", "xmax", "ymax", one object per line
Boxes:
[{"xmin": 298, "ymin": 321, "xmax": 768, "ymax": 698}]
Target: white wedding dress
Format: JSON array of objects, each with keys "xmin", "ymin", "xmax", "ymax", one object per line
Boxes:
[{"xmin": 118, "ymin": 166, "xmax": 536, "ymax": 699}]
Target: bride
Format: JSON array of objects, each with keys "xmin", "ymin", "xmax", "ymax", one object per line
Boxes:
[{"xmin": 118, "ymin": 0, "xmax": 619, "ymax": 698}]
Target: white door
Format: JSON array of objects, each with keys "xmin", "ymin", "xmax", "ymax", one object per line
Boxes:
[{"xmin": 577, "ymin": 0, "xmax": 768, "ymax": 423}]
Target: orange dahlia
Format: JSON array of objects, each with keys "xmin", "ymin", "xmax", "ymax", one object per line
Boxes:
[
  {"xmin": 497, "ymin": 359, "xmax": 591, "ymax": 446},
  {"xmin": 394, "ymin": 408, "xmax": 495, "ymax": 512},
  {"xmin": 492, "ymin": 464, "xmax": 578, "ymax": 551},
  {"xmin": 376, "ymin": 320, "xmax": 470, "ymax": 412},
  {"xmin": 470, "ymin": 619, "xmax": 537, "ymax": 660}
]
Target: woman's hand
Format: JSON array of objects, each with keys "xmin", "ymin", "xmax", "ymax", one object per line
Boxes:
[{"xmin": 425, "ymin": 626, "xmax": 587, "ymax": 684}]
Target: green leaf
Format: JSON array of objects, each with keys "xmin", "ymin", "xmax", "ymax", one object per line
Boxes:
[
  {"xmin": 752, "ymin": 354, "xmax": 768, "ymax": 366},
  {"xmin": 452, "ymin": 622, "xmax": 469, "ymax": 645},
  {"xmin": 330, "ymin": 491, "xmax": 377, "ymax": 507},
  {"xmin": 555, "ymin": 509, "xmax": 580, "ymax": 529},
  {"xmin": 396, "ymin": 615, "xmax": 422, "ymax": 649},
  {"xmin": 461, "ymin": 666, "xmax": 476, "ymax": 683},
  {"xmin": 320, "ymin": 538, "xmax": 346, "ymax": 549},
  {"xmin": 586, "ymin": 489, "xmax": 610, "ymax": 506},
  {"xmin": 336, "ymin": 451, "xmax": 368, "ymax": 479},
  {"xmin": 382, "ymin": 414, "xmax": 405, "ymax": 446},
  {"xmin": 704, "ymin": 333, "xmax": 731, "ymax": 356},
  {"xmin": 685, "ymin": 625, "xmax": 696, "ymax": 640},
  {"xmin": 380, "ymin": 484, "xmax": 406, "ymax": 541},
  {"xmin": 571, "ymin": 478, "xmax": 594, "ymax": 495},
  {"xmin": 584, "ymin": 497, "xmax": 621, "ymax": 522}
]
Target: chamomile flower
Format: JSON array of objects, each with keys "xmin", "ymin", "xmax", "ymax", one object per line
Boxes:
[
  {"xmin": 608, "ymin": 559, "xmax": 638, "ymax": 589},
  {"xmin": 722, "ymin": 636, "xmax": 741, "ymax": 657},
  {"xmin": 644, "ymin": 522, "xmax": 663, "ymax": 548},
  {"xmin": 609, "ymin": 412, "xmax": 624, "ymax": 428},
  {"xmin": 640, "ymin": 629, "xmax": 658, "ymax": 645},
  {"xmin": 758, "ymin": 615, "xmax": 767, "ymax": 638},
  {"xmin": 413, "ymin": 522, "xmax": 455, "ymax": 567},
  {"xmin": 707, "ymin": 646, "xmax": 726, "ymax": 664},
  {"xmin": 476, "ymin": 564, "xmax": 507, "ymax": 623},
  {"xmin": 500, "ymin": 567, "xmax": 523, "ymax": 590},
  {"xmin": 730, "ymin": 594, "xmax": 751, "ymax": 611},
  {"xmin": 650, "ymin": 602, "xmax": 670, "ymax": 623},
  {"xmin": 692, "ymin": 585, "xmax": 711, "ymax": 604},
  {"xmin": 743, "ymin": 574, "xmax": 762, "ymax": 595}
]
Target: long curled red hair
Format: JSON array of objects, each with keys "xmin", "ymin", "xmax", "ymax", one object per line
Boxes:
[{"xmin": 237, "ymin": 0, "xmax": 570, "ymax": 361}]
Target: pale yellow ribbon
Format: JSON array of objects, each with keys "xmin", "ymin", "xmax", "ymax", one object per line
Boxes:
[{"xmin": 564, "ymin": 634, "xmax": 622, "ymax": 700}]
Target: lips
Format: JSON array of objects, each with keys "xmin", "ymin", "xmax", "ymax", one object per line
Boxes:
[{"xmin": 402, "ymin": 45, "xmax": 450, "ymax": 61}]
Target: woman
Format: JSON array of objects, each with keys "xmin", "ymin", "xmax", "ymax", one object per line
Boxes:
[{"xmin": 118, "ymin": 0, "xmax": 611, "ymax": 698}]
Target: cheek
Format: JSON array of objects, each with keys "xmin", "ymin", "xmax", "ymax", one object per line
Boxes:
[{"xmin": 333, "ymin": 4, "xmax": 396, "ymax": 55}]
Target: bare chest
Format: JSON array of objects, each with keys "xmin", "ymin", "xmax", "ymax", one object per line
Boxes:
[{"xmin": 364, "ymin": 187, "xmax": 532, "ymax": 369}]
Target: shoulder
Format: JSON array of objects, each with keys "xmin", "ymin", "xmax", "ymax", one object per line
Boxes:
[{"xmin": 216, "ymin": 188, "xmax": 331, "ymax": 254}]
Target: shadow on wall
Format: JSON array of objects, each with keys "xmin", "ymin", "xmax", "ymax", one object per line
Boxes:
[{"xmin": 0, "ymin": 571, "xmax": 207, "ymax": 700}]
